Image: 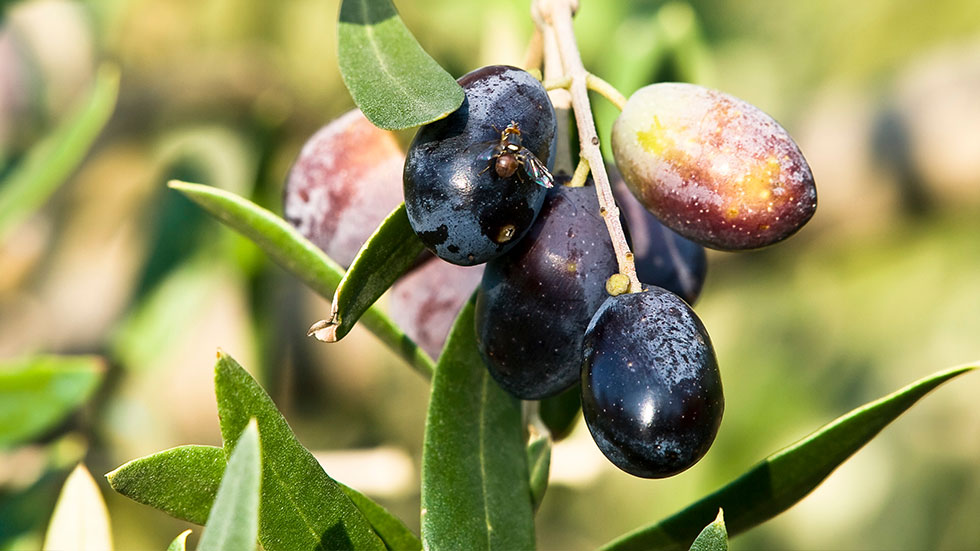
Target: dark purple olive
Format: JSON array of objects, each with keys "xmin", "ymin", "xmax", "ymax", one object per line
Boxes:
[
  {"xmin": 403, "ymin": 65, "xmax": 557, "ymax": 266},
  {"xmin": 475, "ymin": 179, "xmax": 618, "ymax": 399},
  {"xmin": 284, "ymin": 109, "xmax": 405, "ymax": 268},
  {"xmin": 581, "ymin": 287, "xmax": 723, "ymax": 478},
  {"xmin": 610, "ymin": 166, "xmax": 707, "ymax": 304}
]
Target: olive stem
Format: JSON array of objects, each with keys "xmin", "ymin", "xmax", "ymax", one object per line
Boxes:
[
  {"xmin": 567, "ymin": 158, "xmax": 589, "ymax": 188},
  {"xmin": 533, "ymin": 0, "xmax": 641, "ymax": 293},
  {"xmin": 586, "ymin": 73, "xmax": 627, "ymax": 111},
  {"xmin": 543, "ymin": 76, "xmax": 572, "ymax": 91}
]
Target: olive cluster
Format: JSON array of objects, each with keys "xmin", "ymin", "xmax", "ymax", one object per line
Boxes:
[{"xmin": 290, "ymin": 65, "xmax": 816, "ymax": 479}]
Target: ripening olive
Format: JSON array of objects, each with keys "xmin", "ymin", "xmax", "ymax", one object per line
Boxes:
[
  {"xmin": 581, "ymin": 287, "xmax": 723, "ymax": 478},
  {"xmin": 475, "ymin": 179, "xmax": 618, "ymax": 399},
  {"xmin": 612, "ymin": 82, "xmax": 816, "ymax": 251},
  {"xmin": 404, "ymin": 65, "xmax": 557, "ymax": 266}
]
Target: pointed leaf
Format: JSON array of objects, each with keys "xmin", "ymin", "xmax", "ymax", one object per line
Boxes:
[
  {"xmin": 689, "ymin": 510, "xmax": 726, "ymax": 551},
  {"xmin": 338, "ymin": 483, "xmax": 421, "ymax": 551},
  {"xmin": 313, "ymin": 204, "xmax": 425, "ymax": 343},
  {"xmin": 420, "ymin": 297, "xmax": 535, "ymax": 550},
  {"xmin": 0, "ymin": 64, "xmax": 119, "ymax": 240},
  {"xmin": 168, "ymin": 530, "xmax": 192, "ymax": 551},
  {"xmin": 106, "ymin": 445, "xmax": 225, "ymax": 525},
  {"xmin": 539, "ymin": 384, "xmax": 581, "ymax": 442},
  {"xmin": 214, "ymin": 352, "xmax": 386, "ymax": 551},
  {"xmin": 602, "ymin": 364, "xmax": 976, "ymax": 551},
  {"xmin": 199, "ymin": 420, "xmax": 261, "ymax": 551},
  {"xmin": 168, "ymin": 181, "xmax": 433, "ymax": 378},
  {"xmin": 107, "ymin": 444, "xmax": 417, "ymax": 549},
  {"xmin": 0, "ymin": 355, "xmax": 104, "ymax": 448},
  {"xmin": 337, "ymin": 0, "xmax": 464, "ymax": 129},
  {"xmin": 526, "ymin": 435, "xmax": 551, "ymax": 512},
  {"xmin": 43, "ymin": 464, "xmax": 113, "ymax": 551}
]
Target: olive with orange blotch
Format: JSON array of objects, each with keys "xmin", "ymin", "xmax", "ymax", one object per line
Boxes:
[{"xmin": 611, "ymin": 83, "xmax": 817, "ymax": 251}]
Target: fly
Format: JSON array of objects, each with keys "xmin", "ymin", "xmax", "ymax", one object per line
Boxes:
[{"xmin": 478, "ymin": 122, "xmax": 554, "ymax": 188}]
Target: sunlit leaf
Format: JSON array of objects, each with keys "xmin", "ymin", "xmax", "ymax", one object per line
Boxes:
[
  {"xmin": 42, "ymin": 464, "xmax": 113, "ymax": 551},
  {"xmin": 689, "ymin": 510, "xmax": 726, "ymax": 551},
  {"xmin": 313, "ymin": 204, "xmax": 425, "ymax": 343},
  {"xmin": 199, "ymin": 420, "xmax": 261, "ymax": 551},
  {"xmin": 339, "ymin": 483, "xmax": 421, "ymax": 551},
  {"xmin": 106, "ymin": 445, "xmax": 225, "ymax": 525},
  {"xmin": 601, "ymin": 364, "xmax": 976, "ymax": 551},
  {"xmin": 214, "ymin": 352, "xmax": 385, "ymax": 551},
  {"xmin": 167, "ymin": 530, "xmax": 192, "ymax": 551},
  {"xmin": 420, "ymin": 297, "xmax": 535, "ymax": 550},
  {"xmin": 337, "ymin": 0, "xmax": 464, "ymax": 129},
  {"xmin": 526, "ymin": 434, "xmax": 551, "ymax": 512},
  {"xmin": 168, "ymin": 181, "xmax": 434, "ymax": 378},
  {"xmin": 0, "ymin": 64, "xmax": 119, "ymax": 241},
  {"xmin": 0, "ymin": 355, "xmax": 104, "ymax": 448}
]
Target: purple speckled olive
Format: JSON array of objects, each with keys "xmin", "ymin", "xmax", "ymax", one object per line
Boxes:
[
  {"xmin": 581, "ymin": 287, "xmax": 723, "ymax": 478},
  {"xmin": 612, "ymin": 83, "xmax": 816, "ymax": 251},
  {"xmin": 475, "ymin": 179, "xmax": 618, "ymax": 399},
  {"xmin": 404, "ymin": 65, "xmax": 556, "ymax": 266}
]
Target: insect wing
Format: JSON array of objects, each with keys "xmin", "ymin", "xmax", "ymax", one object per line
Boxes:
[
  {"xmin": 478, "ymin": 142, "xmax": 503, "ymax": 161},
  {"xmin": 519, "ymin": 150, "xmax": 554, "ymax": 188}
]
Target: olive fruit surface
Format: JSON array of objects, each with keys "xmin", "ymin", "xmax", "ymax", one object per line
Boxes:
[
  {"xmin": 404, "ymin": 65, "xmax": 556, "ymax": 266},
  {"xmin": 612, "ymin": 82, "xmax": 816, "ymax": 251},
  {"xmin": 284, "ymin": 109, "xmax": 405, "ymax": 268},
  {"xmin": 611, "ymin": 168, "xmax": 707, "ymax": 304},
  {"xmin": 475, "ymin": 180, "xmax": 618, "ymax": 400},
  {"xmin": 581, "ymin": 288, "xmax": 723, "ymax": 478}
]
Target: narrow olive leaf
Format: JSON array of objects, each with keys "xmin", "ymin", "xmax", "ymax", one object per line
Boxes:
[
  {"xmin": 689, "ymin": 510, "xmax": 727, "ymax": 551},
  {"xmin": 420, "ymin": 297, "xmax": 535, "ymax": 550},
  {"xmin": 0, "ymin": 355, "xmax": 104, "ymax": 448},
  {"xmin": 199, "ymin": 420, "xmax": 261, "ymax": 551},
  {"xmin": 539, "ymin": 385, "xmax": 582, "ymax": 442},
  {"xmin": 215, "ymin": 352, "xmax": 386, "ymax": 551},
  {"xmin": 168, "ymin": 181, "xmax": 434, "ymax": 378},
  {"xmin": 602, "ymin": 364, "xmax": 976, "ymax": 551},
  {"xmin": 339, "ymin": 483, "xmax": 422, "ymax": 551},
  {"xmin": 0, "ymin": 64, "xmax": 119, "ymax": 240},
  {"xmin": 106, "ymin": 445, "xmax": 224, "ymax": 525},
  {"xmin": 42, "ymin": 464, "xmax": 113, "ymax": 551},
  {"xmin": 526, "ymin": 435, "xmax": 552, "ymax": 513},
  {"xmin": 312, "ymin": 204, "xmax": 425, "ymax": 343},
  {"xmin": 337, "ymin": 0, "xmax": 464, "ymax": 129},
  {"xmin": 168, "ymin": 530, "xmax": 192, "ymax": 551},
  {"xmin": 108, "ymin": 444, "xmax": 419, "ymax": 549}
]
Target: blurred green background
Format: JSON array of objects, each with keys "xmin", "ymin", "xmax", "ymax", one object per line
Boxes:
[{"xmin": 1, "ymin": 0, "xmax": 979, "ymax": 549}]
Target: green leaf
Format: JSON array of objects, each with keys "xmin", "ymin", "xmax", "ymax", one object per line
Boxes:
[
  {"xmin": 168, "ymin": 181, "xmax": 434, "ymax": 379},
  {"xmin": 42, "ymin": 464, "xmax": 113, "ymax": 551},
  {"xmin": 526, "ymin": 435, "xmax": 551, "ymax": 513},
  {"xmin": 539, "ymin": 384, "xmax": 581, "ymax": 441},
  {"xmin": 337, "ymin": 0, "xmax": 464, "ymax": 129},
  {"xmin": 199, "ymin": 420, "xmax": 261, "ymax": 551},
  {"xmin": 168, "ymin": 530, "xmax": 192, "ymax": 551},
  {"xmin": 107, "ymin": 444, "xmax": 418, "ymax": 550},
  {"xmin": 420, "ymin": 297, "xmax": 535, "ymax": 550},
  {"xmin": 106, "ymin": 445, "xmax": 225, "ymax": 525},
  {"xmin": 338, "ymin": 483, "xmax": 421, "ymax": 551},
  {"xmin": 689, "ymin": 510, "xmax": 727, "ymax": 551},
  {"xmin": 313, "ymin": 204, "xmax": 425, "ymax": 343},
  {"xmin": 0, "ymin": 64, "xmax": 119, "ymax": 241},
  {"xmin": 601, "ymin": 364, "xmax": 977, "ymax": 551},
  {"xmin": 214, "ymin": 352, "xmax": 386, "ymax": 551},
  {"xmin": 0, "ymin": 355, "xmax": 104, "ymax": 448}
]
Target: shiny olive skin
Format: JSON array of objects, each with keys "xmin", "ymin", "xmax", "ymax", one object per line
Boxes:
[
  {"xmin": 475, "ymin": 180, "xmax": 618, "ymax": 399},
  {"xmin": 404, "ymin": 65, "xmax": 557, "ymax": 266},
  {"xmin": 611, "ymin": 172, "xmax": 707, "ymax": 305},
  {"xmin": 581, "ymin": 288, "xmax": 723, "ymax": 478}
]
